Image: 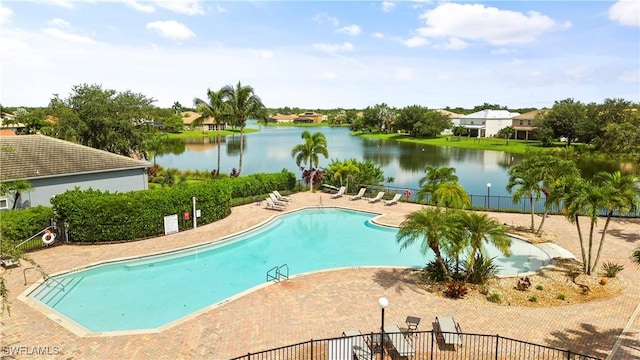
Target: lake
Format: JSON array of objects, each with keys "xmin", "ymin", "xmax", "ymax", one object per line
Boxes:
[{"xmin": 156, "ymin": 123, "xmax": 636, "ymax": 198}]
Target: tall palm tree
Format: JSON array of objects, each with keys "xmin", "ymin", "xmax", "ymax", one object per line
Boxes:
[
  {"xmin": 142, "ymin": 133, "xmax": 168, "ymax": 167},
  {"xmin": 458, "ymin": 211, "xmax": 511, "ymax": 268},
  {"xmin": 396, "ymin": 208, "xmax": 459, "ymax": 280},
  {"xmin": 194, "ymin": 89, "xmax": 230, "ymax": 176},
  {"xmin": 562, "ymin": 177, "xmax": 608, "ymax": 274},
  {"xmin": 416, "ymin": 166, "xmax": 459, "ymax": 205},
  {"xmin": 291, "ymin": 131, "xmax": 329, "ymax": 190},
  {"xmin": 220, "ymin": 81, "xmax": 268, "ymax": 176},
  {"xmin": 591, "ymin": 171, "xmax": 639, "ymax": 271},
  {"xmin": 533, "ymin": 156, "xmax": 579, "ymax": 234},
  {"xmin": 506, "ymin": 160, "xmax": 544, "ymax": 232}
]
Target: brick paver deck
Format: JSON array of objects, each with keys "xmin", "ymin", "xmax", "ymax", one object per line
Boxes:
[{"xmin": 1, "ymin": 192, "xmax": 639, "ymax": 359}]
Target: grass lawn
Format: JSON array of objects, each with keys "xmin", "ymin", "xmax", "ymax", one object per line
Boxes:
[
  {"xmin": 167, "ymin": 128, "xmax": 259, "ymax": 139},
  {"xmin": 359, "ymin": 133, "xmax": 560, "ymax": 155}
]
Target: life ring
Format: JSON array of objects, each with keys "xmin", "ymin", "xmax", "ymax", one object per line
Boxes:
[
  {"xmin": 42, "ymin": 230, "xmax": 56, "ymax": 245},
  {"xmin": 403, "ymin": 189, "xmax": 412, "ymax": 198}
]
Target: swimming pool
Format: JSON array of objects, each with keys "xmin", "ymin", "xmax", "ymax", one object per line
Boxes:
[{"xmin": 27, "ymin": 208, "xmax": 550, "ymax": 333}]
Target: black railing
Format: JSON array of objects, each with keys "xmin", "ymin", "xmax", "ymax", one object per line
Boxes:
[{"xmin": 230, "ymin": 330, "xmax": 600, "ymax": 360}]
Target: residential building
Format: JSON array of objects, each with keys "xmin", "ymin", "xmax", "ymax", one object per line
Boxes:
[
  {"xmin": 181, "ymin": 111, "xmax": 226, "ymax": 131},
  {"xmin": 294, "ymin": 112, "xmax": 324, "ymax": 124},
  {"xmin": 268, "ymin": 113, "xmax": 297, "ymax": 123},
  {"xmin": 512, "ymin": 110, "xmax": 545, "ymax": 140},
  {"xmin": 0, "ymin": 135, "xmax": 151, "ymax": 210},
  {"xmin": 459, "ymin": 109, "xmax": 520, "ymax": 138},
  {"xmin": 436, "ymin": 109, "xmax": 464, "ymax": 134}
]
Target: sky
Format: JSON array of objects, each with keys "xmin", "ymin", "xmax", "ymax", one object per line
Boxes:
[{"xmin": 0, "ymin": 0, "xmax": 638, "ymax": 110}]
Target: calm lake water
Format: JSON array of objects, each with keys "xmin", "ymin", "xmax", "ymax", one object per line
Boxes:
[{"xmin": 156, "ymin": 122, "xmax": 636, "ymax": 197}]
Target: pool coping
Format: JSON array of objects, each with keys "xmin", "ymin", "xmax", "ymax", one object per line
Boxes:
[{"xmin": 17, "ymin": 206, "xmax": 570, "ymax": 337}]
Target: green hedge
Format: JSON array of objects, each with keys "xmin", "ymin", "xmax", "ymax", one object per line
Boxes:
[
  {"xmin": 51, "ymin": 171, "xmax": 296, "ymax": 243},
  {"xmin": 0, "ymin": 206, "xmax": 54, "ymax": 247}
]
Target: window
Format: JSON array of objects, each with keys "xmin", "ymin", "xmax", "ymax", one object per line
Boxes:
[
  {"xmin": 519, "ymin": 120, "xmax": 523, "ymax": 126},
  {"xmin": 470, "ymin": 121, "xmax": 474, "ymax": 124},
  {"xmin": 0, "ymin": 196, "xmax": 8, "ymax": 210},
  {"xmin": 527, "ymin": 120, "xmax": 532, "ymax": 126}
]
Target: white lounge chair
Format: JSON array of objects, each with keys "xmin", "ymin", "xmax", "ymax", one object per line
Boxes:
[
  {"xmin": 368, "ymin": 191, "xmax": 385, "ymax": 203},
  {"xmin": 436, "ymin": 316, "xmax": 462, "ymax": 349},
  {"xmin": 269, "ymin": 193, "xmax": 288, "ymax": 208},
  {"xmin": 342, "ymin": 330, "xmax": 372, "ymax": 360},
  {"xmin": 384, "ymin": 193, "xmax": 402, "ymax": 206},
  {"xmin": 383, "ymin": 325, "xmax": 415, "ymax": 358},
  {"xmin": 330, "ymin": 186, "xmax": 346, "ymax": 199},
  {"xmin": 327, "ymin": 336, "xmax": 354, "ymax": 360},
  {"xmin": 349, "ymin": 187, "xmax": 367, "ymax": 200},
  {"xmin": 273, "ymin": 190, "xmax": 291, "ymax": 202},
  {"xmin": 265, "ymin": 197, "xmax": 286, "ymax": 211}
]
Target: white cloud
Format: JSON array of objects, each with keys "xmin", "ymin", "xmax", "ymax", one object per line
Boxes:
[
  {"xmin": 382, "ymin": 1, "xmax": 395, "ymax": 13},
  {"xmin": 43, "ymin": 28, "xmax": 94, "ymax": 44},
  {"xmin": 44, "ymin": 0, "xmax": 74, "ymax": 8},
  {"xmin": 402, "ymin": 36, "xmax": 428, "ymax": 48},
  {"xmin": 336, "ymin": 24, "xmax": 361, "ymax": 36},
  {"xmin": 122, "ymin": 0, "xmax": 155, "ymax": 13},
  {"xmin": 491, "ymin": 48, "xmax": 516, "ymax": 56},
  {"xmin": 617, "ymin": 70, "xmax": 640, "ymax": 83},
  {"xmin": 0, "ymin": 5, "xmax": 13, "ymax": 26},
  {"xmin": 48, "ymin": 18, "xmax": 70, "ymax": 28},
  {"xmin": 146, "ymin": 20, "xmax": 195, "ymax": 41},
  {"xmin": 565, "ymin": 65, "xmax": 592, "ymax": 81},
  {"xmin": 156, "ymin": 0, "xmax": 204, "ymax": 16},
  {"xmin": 213, "ymin": 4, "xmax": 227, "ymax": 13},
  {"xmin": 258, "ymin": 50, "xmax": 274, "ymax": 59},
  {"xmin": 443, "ymin": 37, "xmax": 467, "ymax": 50},
  {"xmin": 393, "ymin": 67, "xmax": 415, "ymax": 81},
  {"xmin": 507, "ymin": 59, "xmax": 524, "ymax": 66},
  {"xmin": 372, "ymin": 32, "xmax": 385, "ymax": 39},
  {"xmin": 313, "ymin": 13, "xmax": 339, "ymax": 26},
  {"xmin": 609, "ymin": 0, "xmax": 640, "ymax": 27},
  {"xmin": 312, "ymin": 42, "xmax": 354, "ymax": 53},
  {"xmin": 417, "ymin": 3, "xmax": 558, "ymax": 45}
]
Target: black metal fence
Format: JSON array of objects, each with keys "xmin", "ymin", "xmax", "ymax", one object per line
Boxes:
[{"xmin": 230, "ymin": 330, "xmax": 600, "ymax": 360}]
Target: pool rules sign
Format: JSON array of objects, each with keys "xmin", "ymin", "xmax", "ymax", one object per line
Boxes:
[{"xmin": 164, "ymin": 214, "xmax": 179, "ymax": 235}]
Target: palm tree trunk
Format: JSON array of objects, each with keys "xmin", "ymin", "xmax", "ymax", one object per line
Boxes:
[
  {"xmin": 529, "ymin": 196, "xmax": 535, "ymax": 231},
  {"xmin": 535, "ymin": 210, "xmax": 548, "ymax": 235},
  {"xmin": 238, "ymin": 126, "xmax": 244, "ymax": 175},
  {"xmin": 587, "ymin": 218, "xmax": 596, "ymax": 275},
  {"xmin": 431, "ymin": 245, "xmax": 451, "ymax": 281},
  {"xmin": 309, "ymin": 160, "xmax": 314, "ymax": 191},
  {"xmin": 592, "ymin": 212, "xmax": 613, "ymax": 273},
  {"xmin": 575, "ymin": 216, "xmax": 587, "ymax": 273}
]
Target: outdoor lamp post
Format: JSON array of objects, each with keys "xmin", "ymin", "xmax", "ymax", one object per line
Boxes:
[
  {"xmin": 486, "ymin": 183, "xmax": 492, "ymax": 209},
  {"xmin": 378, "ymin": 297, "xmax": 389, "ymax": 356}
]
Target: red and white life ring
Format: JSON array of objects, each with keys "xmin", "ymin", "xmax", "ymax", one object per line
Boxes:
[
  {"xmin": 403, "ymin": 189, "xmax": 412, "ymax": 198},
  {"xmin": 42, "ymin": 230, "xmax": 56, "ymax": 245}
]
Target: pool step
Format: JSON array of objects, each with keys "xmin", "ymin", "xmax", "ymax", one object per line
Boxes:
[{"xmin": 35, "ymin": 276, "xmax": 84, "ymax": 307}]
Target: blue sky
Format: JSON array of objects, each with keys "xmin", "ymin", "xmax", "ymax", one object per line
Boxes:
[{"xmin": 1, "ymin": 0, "xmax": 638, "ymax": 110}]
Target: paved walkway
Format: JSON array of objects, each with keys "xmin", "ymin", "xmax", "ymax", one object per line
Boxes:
[{"xmin": 1, "ymin": 192, "xmax": 639, "ymax": 359}]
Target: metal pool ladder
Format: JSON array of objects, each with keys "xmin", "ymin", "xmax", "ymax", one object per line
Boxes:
[{"xmin": 266, "ymin": 264, "xmax": 289, "ymax": 282}]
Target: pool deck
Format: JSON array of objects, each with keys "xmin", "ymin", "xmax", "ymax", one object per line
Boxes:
[{"xmin": 2, "ymin": 191, "xmax": 640, "ymax": 359}]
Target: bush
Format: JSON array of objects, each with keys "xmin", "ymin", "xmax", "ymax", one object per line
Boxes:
[
  {"xmin": 516, "ymin": 276, "xmax": 532, "ymax": 291},
  {"xmin": 0, "ymin": 206, "xmax": 54, "ymax": 245},
  {"xmin": 422, "ymin": 258, "xmax": 454, "ymax": 282},
  {"xmin": 535, "ymin": 285, "xmax": 544, "ymax": 290},
  {"xmin": 529, "ymin": 295, "xmax": 537, "ymax": 302},
  {"xmin": 556, "ymin": 293, "xmax": 566, "ymax": 300},
  {"xmin": 464, "ymin": 254, "xmax": 499, "ymax": 285},
  {"xmin": 602, "ymin": 262, "xmax": 624, "ymax": 278},
  {"xmin": 444, "ymin": 281, "xmax": 468, "ymax": 299},
  {"xmin": 487, "ymin": 292, "xmax": 501, "ymax": 304}
]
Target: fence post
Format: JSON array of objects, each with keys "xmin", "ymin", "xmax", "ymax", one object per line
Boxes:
[
  {"xmin": 310, "ymin": 339, "xmax": 313, "ymax": 360},
  {"xmin": 430, "ymin": 331, "xmax": 434, "ymax": 360},
  {"xmin": 567, "ymin": 349, "xmax": 571, "ymax": 360},
  {"xmin": 495, "ymin": 334, "xmax": 500, "ymax": 360}
]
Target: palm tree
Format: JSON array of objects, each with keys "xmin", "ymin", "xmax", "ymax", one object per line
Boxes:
[
  {"xmin": 291, "ymin": 131, "xmax": 329, "ymax": 190},
  {"xmin": 416, "ymin": 166, "xmax": 459, "ymax": 205},
  {"xmin": 142, "ymin": 133, "xmax": 168, "ymax": 167},
  {"xmin": 220, "ymin": 81, "xmax": 268, "ymax": 176},
  {"xmin": 591, "ymin": 171, "xmax": 639, "ymax": 271},
  {"xmin": 632, "ymin": 247, "xmax": 640, "ymax": 265},
  {"xmin": 396, "ymin": 208, "xmax": 459, "ymax": 280},
  {"xmin": 562, "ymin": 177, "xmax": 608, "ymax": 274},
  {"xmin": 432, "ymin": 182, "xmax": 471, "ymax": 209},
  {"xmin": 0, "ymin": 180, "xmax": 33, "ymax": 210},
  {"xmin": 331, "ymin": 159, "xmax": 359, "ymax": 192},
  {"xmin": 533, "ymin": 156, "xmax": 579, "ymax": 235},
  {"xmin": 506, "ymin": 160, "xmax": 544, "ymax": 232},
  {"xmin": 194, "ymin": 89, "xmax": 230, "ymax": 176},
  {"xmin": 458, "ymin": 211, "xmax": 511, "ymax": 268}
]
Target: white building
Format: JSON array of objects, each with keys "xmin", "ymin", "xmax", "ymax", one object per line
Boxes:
[{"xmin": 459, "ymin": 110, "xmax": 520, "ymax": 138}]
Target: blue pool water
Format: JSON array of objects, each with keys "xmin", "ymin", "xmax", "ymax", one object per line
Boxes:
[{"xmin": 29, "ymin": 208, "xmax": 550, "ymax": 333}]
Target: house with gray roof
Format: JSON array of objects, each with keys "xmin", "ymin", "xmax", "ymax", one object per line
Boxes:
[{"xmin": 0, "ymin": 135, "xmax": 151, "ymax": 210}]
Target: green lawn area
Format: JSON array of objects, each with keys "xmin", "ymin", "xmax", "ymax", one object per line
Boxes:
[
  {"xmin": 167, "ymin": 128, "xmax": 259, "ymax": 139},
  {"xmin": 359, "ymin": 133, "xmax": 559, "ymax": 154}
]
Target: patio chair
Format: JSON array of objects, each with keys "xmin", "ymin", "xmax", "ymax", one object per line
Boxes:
[
  {"xmin": 383, "ymin": 325, "xmax": 415, "ymax": 358},
  {"xmin": 349, "ymin": 187, "xmax": 367, "ymax": 201},
  {"xmin": 273, "ymin": 190, "xmax": 292, "ymax": 202},
  {"xmin": 384, "ymin": 193, "xmax": 402, "ymax": 206},
  {"xmin": 269, "ymin": 193, "xmax": 288, "ymax": 208},
  {"xmin": 367, "ymin": 191, "xmax": 385, "ymax": 203},
  {"xmin": 342, "ymin": 330, "xmax": 372, "ymax": 360},
  {"xmin": 330, "ymin": 186, "xmax": 346, "ymax": 199},
  {"xmin": 265, "ymin": 197, "xmax": 286, "ymax": 211},
  {"xmin": 435, "ymin": 316, "xmax": 462, "ymax": 349},
  {"xmin": 406, "ymin": 316, "xmax": 421, "ymax": 332}
]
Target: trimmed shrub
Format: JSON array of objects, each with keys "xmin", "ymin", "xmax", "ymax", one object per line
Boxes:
[{"xmin": 0, "ymin": 206, "xmax": 54, "ymax": 245}]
